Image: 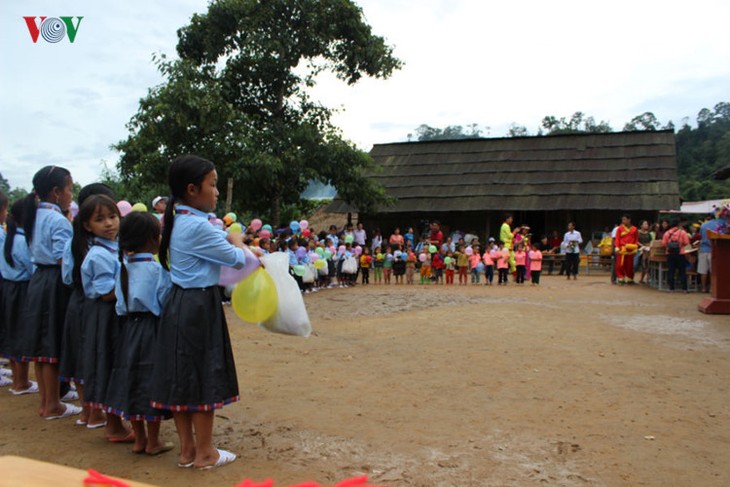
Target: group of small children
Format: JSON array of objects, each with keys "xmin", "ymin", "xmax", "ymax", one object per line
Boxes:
[
  {"xmin": 262, "ymin": 229, "xmax": 545, "ymax": 292},
  {"xmin": 0, "ymin": 156, "xmax": 253, "ymax": 470}
]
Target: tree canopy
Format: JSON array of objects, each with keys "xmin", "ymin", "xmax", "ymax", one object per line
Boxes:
[{"xmin": 114, "ymin": 0, "xmax": 401, "ymax": 224}]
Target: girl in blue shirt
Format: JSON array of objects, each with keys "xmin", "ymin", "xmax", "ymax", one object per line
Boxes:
[
  {"xmin": 151, "ymin": 155, "xmax": 249, "ymax": 470},
  {"xmin": 105, "ymin": 211, "xmax": 174, "ymax": 456},
  {"xmin": 75, "ymin": 194, "xmax": 132, "ymax": 441},
  {"xmin": 1, "ymin": 200, "xmax": 36, "ymax": 395},
  {"xmin": 18, "ymin": 166, "xmax": 81, "ymax": 420},
  {"xmin": 61, "ymin": 183, "xmax": 116, "ymax": 428}
]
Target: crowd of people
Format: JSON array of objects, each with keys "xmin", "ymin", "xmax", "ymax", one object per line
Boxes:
[{"xmin": 1, "ymin": 159, "xmax": 727, "ymax": 473}]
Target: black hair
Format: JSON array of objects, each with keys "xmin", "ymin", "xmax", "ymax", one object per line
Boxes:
[
  {"xmin": 71, "ymin": 195, "xmax": 120, "ymax": 289},
  {"xmin": 0, "ymin": 191, "xmax": 8, "ymax": 211},
  {"xmin": 622, "ymin": 213, "xmax": 632, "ymax": 221},
  {"xmin": 118, "ymin": 211, "xmax": 161, "ymax": 311},
  {"xmin": 504, "ymin": 213, "xmax": 513, "ymax": 221},
  {"xmin": 288, "ymin": 239, "xmax": 299, "ymax": 250},
  {"xmin": 21, "ymin": 165, "xmax": 72, "ymax": 245},
  {"xmin": 159, "ymin": 155, "xmax": 216, "ymax": 271},
  {"xmin": 78, "ymin": 183, "xmax": 116, "ymax": 206},
  {"xmin": 4, "ymin": 200, "xmax": 26, "ymax": 267}
]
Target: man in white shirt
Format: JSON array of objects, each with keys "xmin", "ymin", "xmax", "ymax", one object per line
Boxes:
[
  {"xmin": 562, "ymin": 222, "xmax": 583, "ymax": 280},
  {"xmin": 353, "ymin": 222, "xmax": 367, "ymax": 246}
]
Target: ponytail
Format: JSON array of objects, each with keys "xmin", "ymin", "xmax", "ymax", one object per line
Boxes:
[
  {"xmin": 119, "ymin": 247, "xmax": 129, "ymax": 313},
  {"xmin": 20, "ymin": 193, "xmax": 39, "ymax": 246},
  {"xmin": 158, "ymin": 195, "xmax": 175, "ymax": 271},
  {"xmin": 4, "ymin": 201, "xmax": 25, "ymax": 267}
]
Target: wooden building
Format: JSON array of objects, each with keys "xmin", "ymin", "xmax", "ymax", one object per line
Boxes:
[{"xmin": 327, "ymin": 130, "xmax": 680, "ymax": 242}]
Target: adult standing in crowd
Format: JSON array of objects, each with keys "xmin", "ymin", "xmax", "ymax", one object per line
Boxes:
[
  {"xmin": 698, "ymin": 209, "xmax": 728, "ymax": 293},
  {"xmin": 353, "ymin": 222, "xmax": 367, "ymax": 247},
  {"xmin": 429, "ymin": 221, "xmax": 444, "ymax": 248},
  {"xmin": 389, "ymin": 227, "xmax": 404, "ymax": 250},
  {"xmin": 371, "ymin": 228, "xmax": 383, "ymax": 253},
  {"xmin": 614, "ymin": 215, "xmax": 638, "ymax": 285},
  {"xmin": 562, "ymin": 222, "xmax": 582, "ymax": 280},
  {"xmin": 152, "ymin": 196, "xmax": 167, "ymax": 220},
  {"xmin": 662, "ymin": 220, "xmax": 691, "ymax": 293}
]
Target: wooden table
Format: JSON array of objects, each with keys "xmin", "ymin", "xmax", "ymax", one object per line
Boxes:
[{"xmin": 0, "ymin": 455, "xmax": 159, "ymax": 487}]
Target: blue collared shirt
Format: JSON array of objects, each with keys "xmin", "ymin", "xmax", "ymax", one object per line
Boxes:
[
  {"xmin": 169, "ymin": 205, "xmax": 245, "ymax": 288},
  {"xmin": 31, "ymin": 203, "xmax": 73, "ymax": 265},
  {"xmin": 81, "ymin": 237, "xmax": 120, "ymax": 298},
  {"xmin": 286, "ymin": 248, "xmax": 298, "ymax": 266},
  {"xmin": 0, "ymin": 229, "xmax": 34, "ymax": 281},
  {"xmin": 115, "ymin": 253, "xmax": 172, "ymax": 317},
  {"xmin": 700, "ymin": 218, "xmax": 725, "ymax": 253}
]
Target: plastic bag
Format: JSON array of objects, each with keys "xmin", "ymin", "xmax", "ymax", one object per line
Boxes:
[
  {"xmin": 302, "ymin": 264, "xmax": 315, "ymax": 283},
  {"xmin": 342, "ymin": 256, "xmax": 358, "ymax": 274},
  {"xmin": 259, "ymin": 252, "xmax": 312, "ymax": 337}
]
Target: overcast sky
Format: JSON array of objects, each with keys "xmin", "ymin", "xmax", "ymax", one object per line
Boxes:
[{"xmin": 2, "ymin": 0, "xmax": 729, "ymax": 191}]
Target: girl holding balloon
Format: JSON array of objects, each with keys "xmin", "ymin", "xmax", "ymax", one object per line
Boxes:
[{"xmin": 150, "ymin": 155, "xmax": 251, "ymax": 470}]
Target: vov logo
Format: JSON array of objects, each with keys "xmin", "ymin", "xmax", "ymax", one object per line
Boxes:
[{"xmin": 23, "ymin": 17, "xmax": 83, "ymax": 44}]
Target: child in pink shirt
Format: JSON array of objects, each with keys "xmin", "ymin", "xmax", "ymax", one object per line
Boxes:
[
  {"xmin": 514, "ymin": 243, "xmax": 527, "ymax": 284},
  {"xmin": 482, "ymin": 248, "xmax": 494, "ymax": 285},
  {"xmin": 529, "ymin": 243, "xmax": 543, "ymax": 285},
  {"xmin": 469, "ymin": 246, "xmax": 482, "ymax": 284},
  {"xmin": 497, "ymin": 243, "xmax": 510, "ymax": 285}
]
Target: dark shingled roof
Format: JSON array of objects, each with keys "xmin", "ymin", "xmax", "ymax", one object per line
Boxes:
[
  {"xmin": 714, "ymin": 164, "xmax": 730, "ymax": 180},
  {"xmin": 328, "ymin": 130, "xmax": 680, "ymax": 213}
]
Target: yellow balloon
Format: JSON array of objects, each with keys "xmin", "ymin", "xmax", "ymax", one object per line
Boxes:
[
  {"xmin": 231, "ymin": 268, "xmax": 278, "ymax": 323},
  {"xmin": 131, "ymin": 202, "xmax": 148, "ymax": 212},
  {"xmin": 314, "ymin": 259, "xmax": 325, "ymax": 269},
  {"xmin": 229, "ymin": 223, "xmax": 243, "ymax": 234}
]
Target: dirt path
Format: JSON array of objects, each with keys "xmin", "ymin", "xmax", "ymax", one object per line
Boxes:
[{"xmin": 1, "ymin": 275, "xmax": 729, "ymax": 486}]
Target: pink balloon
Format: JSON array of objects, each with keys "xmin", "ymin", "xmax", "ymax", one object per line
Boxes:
[
  {"xmin": 117, "ymin": 200, "xmax": 132, "ymax": 217},
  {"xmin": 354, "ymin": 246, "xmax": 362, "ymax": 256},
  {"xmin": 419, "ymin": 253, "xmax": 427, "ymax": 262},
  {"xmin": 259, "ymin": 229, "xmax": 271, "ymax": 239},
  {"xmin": 299, "ymin": 219, "xmax": 309, "ymax": 230},
  {"xmin": 330, "ymin": 246, "xmax": 336, "ymax": 254},
  {"xmin": 218, "ymin": 247, "xmax": 261, "ymax": 286},
  {"xmin": 338, "ymin": 245, "xmax": 346, "ymax": 254},
  {"xmin": 250, "ymin": 218, "xmax": 262, "ymax": 231},
  {"xmin": 309, "ymin": 252, "xmax": 319, "ymax": 261},
  {"xmin": 465, "ymin": 247, "xmax": 474, "ymax": 256}
]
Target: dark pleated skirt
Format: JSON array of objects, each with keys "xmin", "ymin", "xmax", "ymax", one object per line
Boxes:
[
  {"xmin": 17, "ymin": 266, "xmax": 70, "ymax": 363},
  {"xmin": 105, "ymin": 313, "xmax": 170, "ymax": 422},
  {"xmin": 150, "ymin": 286, "xmax": 239, "ymax": 412},
  {"xmin": 0, "ymin": 278, "xmax": 4, "ymax": 356},
  {"xmin": 81, "ymin": 297, "xmax": 119, "ymax": 409},
  {"xmin": 60, "ymin": 288, "xmax": 85, "ymax": 384},
  {"xmin": 1, "ymin": 279, "xmax": 29, "ymax": 360}
]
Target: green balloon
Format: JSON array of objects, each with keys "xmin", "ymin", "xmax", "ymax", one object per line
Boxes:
[
  {"xmin": 344, "ymin": 234, "xmax": 354, "ymax": 244},
  {"xmin": 429, "ymin": 245, "xmax": 437, "ymax": 253},
  {"xmin": 293, "ymin": 265, "xmax": 306, "ymax": 277},
  {"xmin": 315, "ymin": 247, "xmax": 324, "ymax": 256}
]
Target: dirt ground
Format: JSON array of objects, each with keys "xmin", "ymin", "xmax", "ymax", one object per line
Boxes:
[{"xmin": 1, "ymin": 273, "xmax": 730, "ymax": 486}]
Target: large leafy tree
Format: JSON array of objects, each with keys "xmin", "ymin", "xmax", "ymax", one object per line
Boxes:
[{"xmin": 115, "ymin": 0, "xmax": 401, "ymax": 224}]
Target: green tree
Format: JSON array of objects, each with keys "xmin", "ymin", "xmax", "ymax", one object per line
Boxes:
[
  {"xmin": 540, "ymin": 111, "xmax": 612, "ymax": 134},
  {"xmin": 115, "ymin": 0, "xmax": 401, "ymax": 225},
  {"xmin": 0, "ymin": 172, "xmax": 9, "ymax": 194},
  {"xmin": 413, "ymin": 123, "xmax": 484, "ymax": 141},
  {"xmin": 624, "ymin": 112, "xmax": 661, "ymax": 131}
]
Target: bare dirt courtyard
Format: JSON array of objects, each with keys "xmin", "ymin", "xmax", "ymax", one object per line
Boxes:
[{"xmin": 1, "ymin": 274, "xmax": 729, "ymax": 486}]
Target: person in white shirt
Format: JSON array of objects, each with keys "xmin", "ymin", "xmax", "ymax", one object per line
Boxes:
[
  {"xmin": 562, "ymin": 222, "xmax": 583, "ymax": 280},
  {"xmin": 353, "ymin": 222, "xmax": 367, "ymax": 246}
]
